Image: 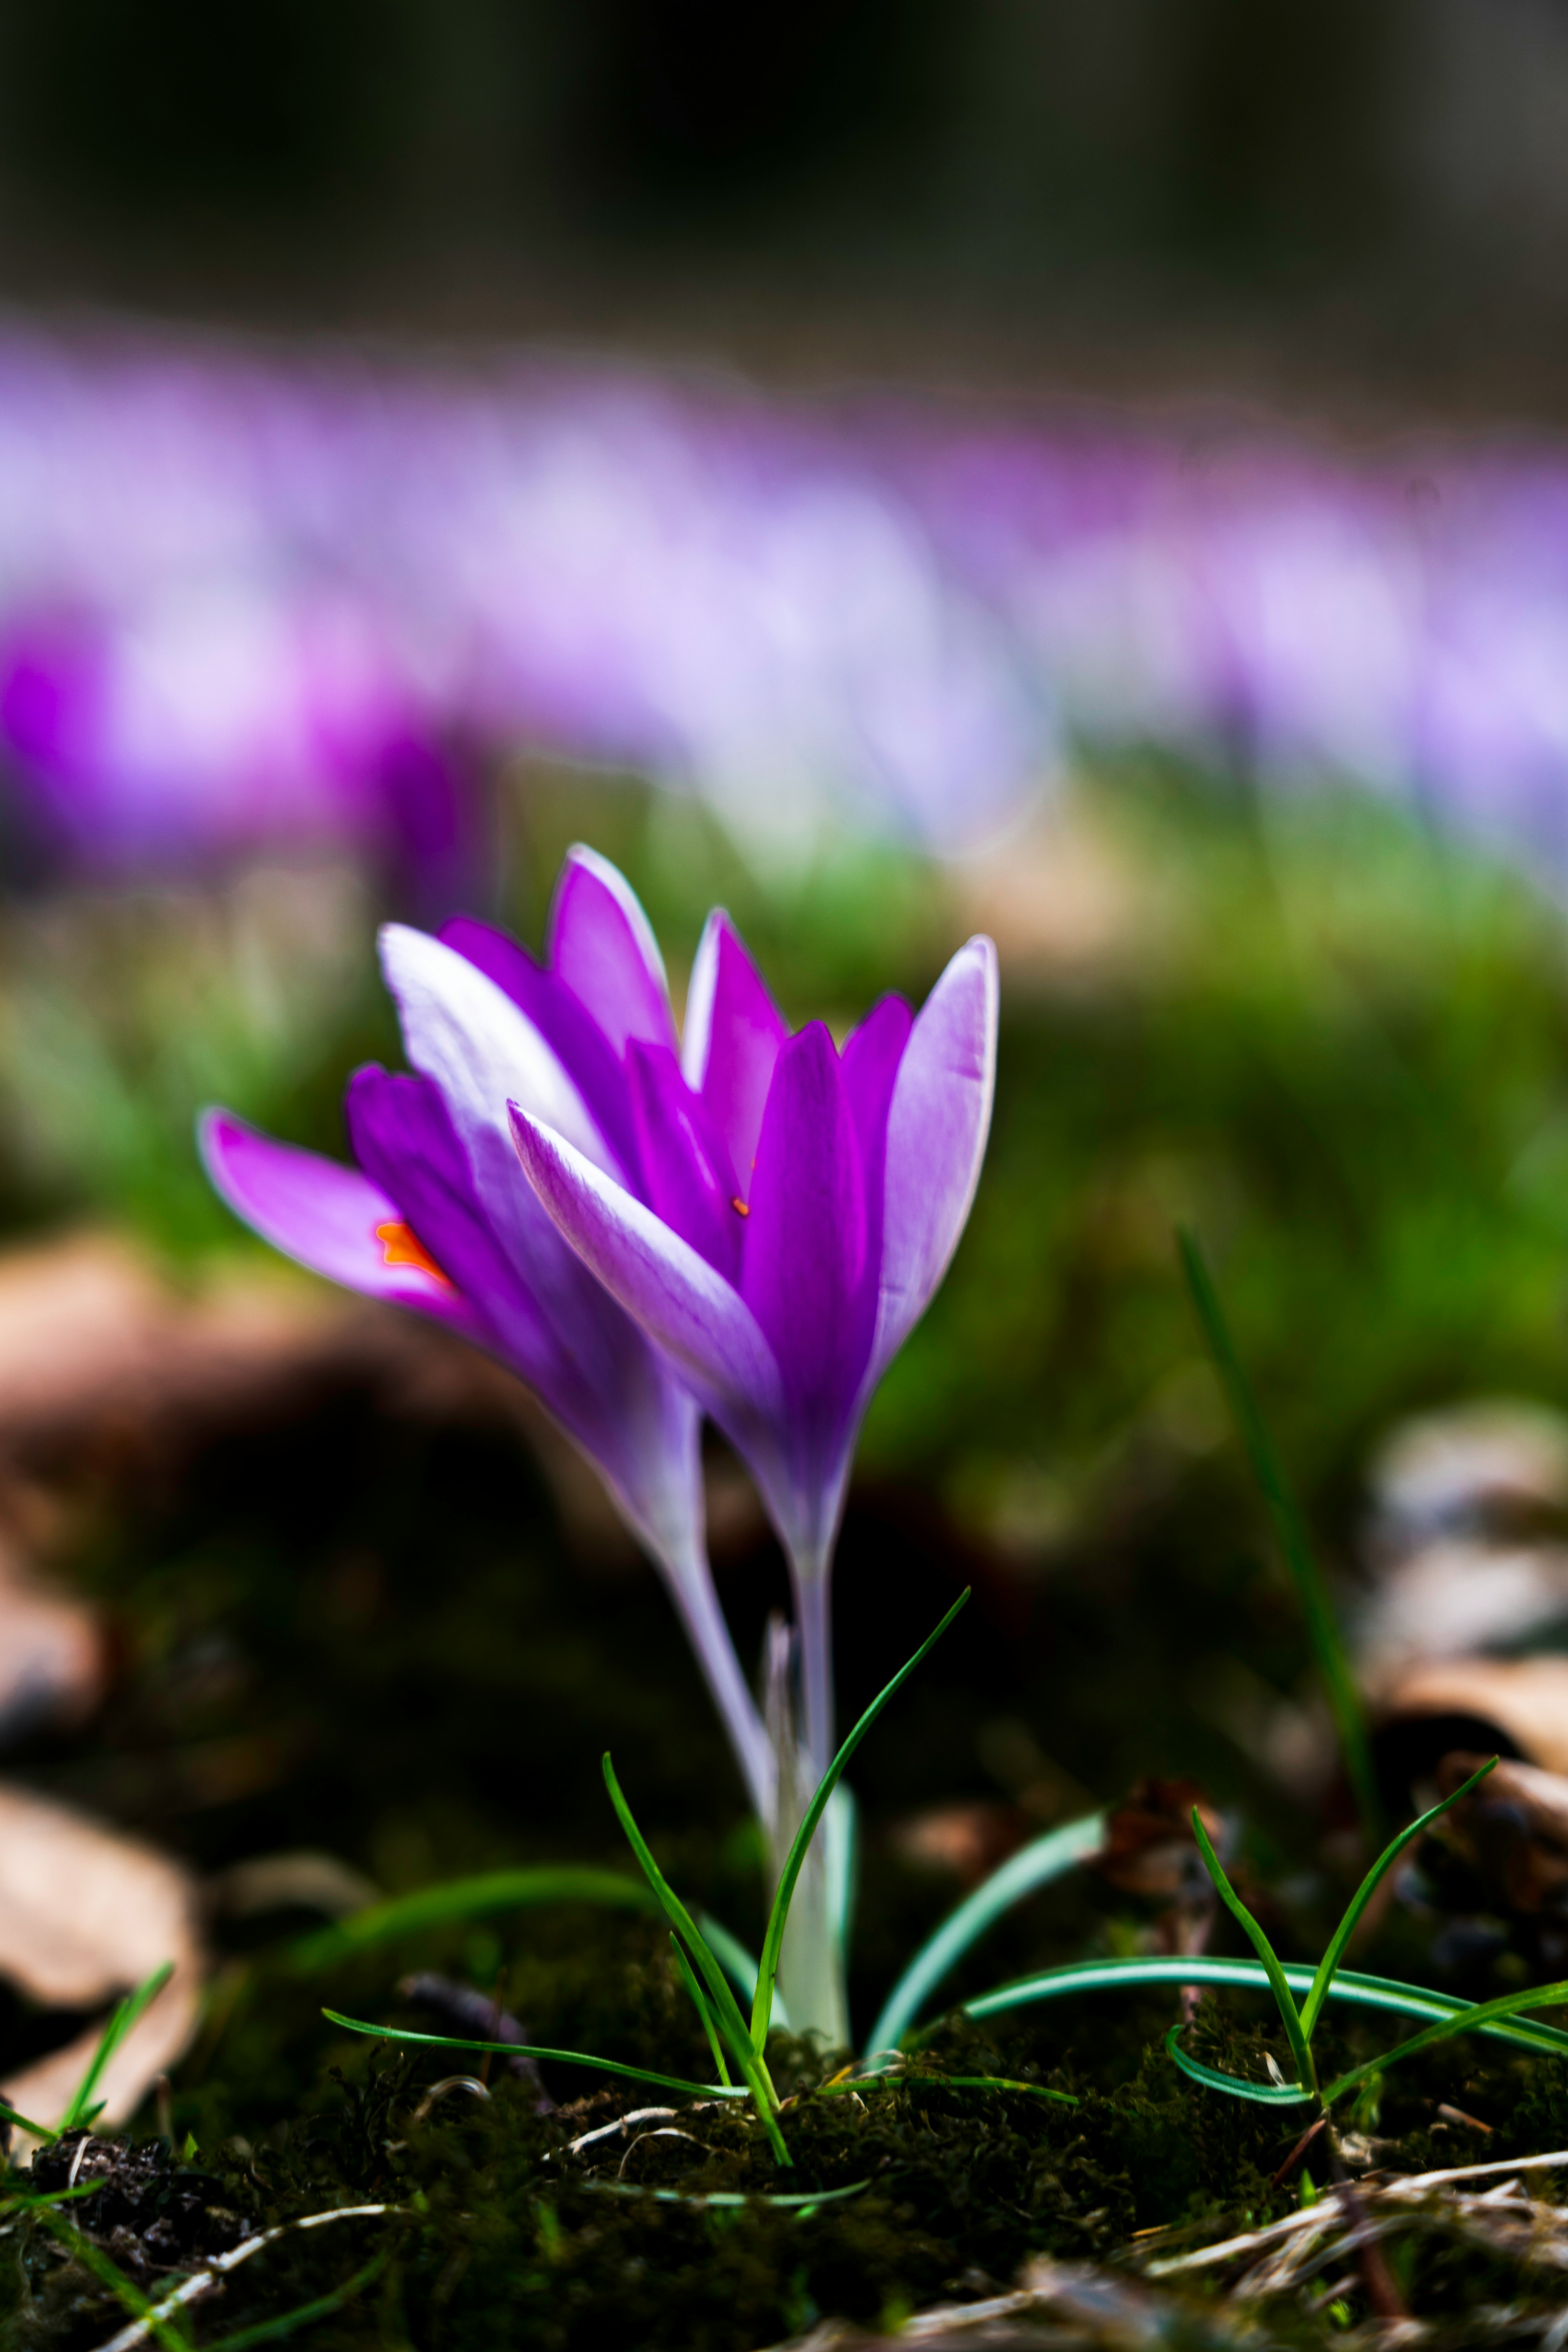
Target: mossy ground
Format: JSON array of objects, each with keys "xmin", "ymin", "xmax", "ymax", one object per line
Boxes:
[{"xmin": 11, "ymin": 1980, "xmax": 1568, "ymax": 2348}]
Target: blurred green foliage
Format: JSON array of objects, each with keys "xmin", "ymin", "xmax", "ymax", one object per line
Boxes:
[{"xmin": 4, "ymin": 759, "xmax": 1568, "ymax": 1565}]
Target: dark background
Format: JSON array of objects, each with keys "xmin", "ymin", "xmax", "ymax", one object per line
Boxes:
[{"xmin": 0, "ymin": 0, "xmax": 1563, "ymax": 410}]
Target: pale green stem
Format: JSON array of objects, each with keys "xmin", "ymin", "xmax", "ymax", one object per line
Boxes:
[
  {"xmin": 656, "ymin": 1536, "xmax": 775, "ymax": 1825},
  {"xmin": 771, "ymin": 1546, "xmax": 849, "ymax": 2049},
  {"xmin": 790, "ymin": 1559, "xmax": 835, "ymax": 1788}
]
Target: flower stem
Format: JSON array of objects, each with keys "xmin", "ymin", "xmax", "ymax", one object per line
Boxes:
[
  {"xmin": 771, "ymin": 1554, "xmax": 848, "ymax": 2048},
  {"xmin": 657, "ymin": 1539, "xmax": 775, "ymax": 1825},
  {"xmin": 791, "ymin": 1565, "xmax": 835, "ymax": 1788}
]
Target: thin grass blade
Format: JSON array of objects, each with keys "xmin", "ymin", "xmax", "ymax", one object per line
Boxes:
[
  {"xmin": 599, "ymin": 1759, "xmax": 791, "ymax": 2163},
  {"xmin": 60, "ymin": 1963, "xmax": 174, "ymax": 2134},
  {"xmin": 865, "ymin": 1810, "xmax": 1107, "ymax": 2056},
  {"xmin": 924, "ymin": 2074, "xmax": 1074, "ymax": 2103},
  {"xmin": 31, "ymin": 2206, "xmax": 192, "ymax": 2352},
  {"xmin": 956, "ymin": 1953, "xmax": 1568, "ymax": 2063},
  {"xmin": 821, "ymin": 2072, "xmax": 1076, "ymax": 2106},
  {"xmin": 1178, "ymin": 1228, "xmax": 1382, "ymax": 1840},
  {"xmin": 694, "ymin": 1912, "xmax": 789, "ymax": 2029},
  {"xmin": 200, "ymin": 2247, "xmax": 393, "ymax": 2352},
  {"xmin": 1321, "ymin": 1978, "xmax": 1568, "ymax": 2105},
  {"xmin": 1300, "ymin": 1755, "xmax": 1498, "ymax": 2039},
  {"xmin": 321, "ymin": 2009, "xmax": 743, "ymax": 2100},
  {"xmin": 671, "ymin": 1937, "xmax": 731, "ymax": 2088},
  {"xmin": 600, "ymin": 1761, "xmax": 762, "ymax": 2076},
  {"xmin": 752, "ymin": 1588, "xmax": 971, "ymax": 2056},
  {"xmin": 0, "ymin": 2098, "xmax": 59, "ymax": 2145},
  {"xmin": 292, "ymin": 1867, "xmax": 659, "ymax": 1970},
  {"xmin": 1189, "ymin": 1812, "xmax": 1315, "ymax": 2094},
  {"xmin": 1164, "ymin": 2022, "xmax": 1316, "ymax": 2106}
]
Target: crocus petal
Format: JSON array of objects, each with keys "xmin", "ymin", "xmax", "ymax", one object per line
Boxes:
[
  {"xmin": 509, "ymin": 1103, "xmax": 790, "ymax": 1500},
  {"xmin": 682, "ymin": 909, "xmax": 789, "ymax": 1193},
  {"xmin": 345, "ymin": 1066, "xmax": 706, "ymax": 1576},
  {"xmin": 345, "ymin": 1065, "xmax": 555, "ymax": 1382},
  {"xmin": 198, "ymin": 1106, "xmax": 475, "ymax": 1330},
  {"xmin": 440, "ymin": 913, "xmax": 642, "ymax": 1183},
  {"xmin": 380, "ymin": 918, "xmax": 625, "ymax": 1316},
  {"xmin": 869, "ymin": 934, "xmax": 998, "ymax": 1384},
  {"xmin": 840, "ymin": 992, "xmax": 914, "ymax": 1245},
  {"xmin": 625, "ymin": 1040, "xmax": 743, "ymax": 1283},
  {"xmin": 547, "ymin": 844, "xmax": 676, "ymax": 1056},
  {"xmin": 741, "ymin": 1022, "xmax": 868, "ymax": 1423}
]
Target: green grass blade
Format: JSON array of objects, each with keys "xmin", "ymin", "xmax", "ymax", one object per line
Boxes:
[
  {"xmin": 671, "ymin": 1937, "xmax": 732, "ymax": 2087},
  {"xmin": 693, "ymin": 1911, "xmax": 790, "ymax": 2030},
  {"xmin": 1189, "ymin": 1811, "xmax": 1315, "ymax": 2093},
  {"xmin": 1165, "ymin": 2022, "xmax": 1316, "ymax": 2106},
  {"xmin": 752, "ymin": 1588, "xmax": 971, "ymax": 2056},
  {"xmin": 1300, "ymin": 1755, "xmax": 1498, "ymax": 2040},
  {"xmin": 31, "ymin": 2207, "xmax": 192, "ymax": 2352},
  {"xmin": 599, "ymin": 1759, "xmax": 791, "ymax": 2164},
  {"xmin": 956, "ymin": 1953, "xmax": 1568, "ymax": 2063},
  {"xmin": 864, "ymin": 1809, "xmax": 1107, "ymax": 2057},
  {"xmin": 600, "ymin": 1760, "xmax": 764, "ymax": 2076},
  {"xmin": 201, "ymin": 2249, "xmax": 393, "ymax": 2352},
  {"xmin": 1321, "ymin": 1978, "xmax": 1568, "ymax": 2105},
  {"xmin": 819, "ymin": 2072, "xmax": 1077, "ymax": 2107},
  {"xmin": 911, "ymin": 2073, "xmax": 1075, "ymax": 2104},
  {"xmin": 60, "ymin": 1963, "xmax": 174, "ymax": 2134},
  {"xmin": 1178, "ymin": 1228, "xmax": 1382, "ymax": 1841},
  {"xmin": 0, "ymin": 2099, "xmax": 60, "ymax": 2145},
  {"xmin": 321, "ymin": 2009, "xmax": 744, "ymax": 2100},
  {"xmin": 291, "ymin": 1867, "xmax": 659, "ymax": 1969}
]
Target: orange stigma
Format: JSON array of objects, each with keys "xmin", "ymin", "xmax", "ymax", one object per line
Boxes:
[
  {"xmin": 730, "ymin": 1196, "xmax": 750, "ymax": 1218},
  {"xmin": 376, "ymin": 1220, "xmax": 454, "ymax": 1288}
]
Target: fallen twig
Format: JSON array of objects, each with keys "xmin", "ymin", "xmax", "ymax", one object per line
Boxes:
[{"xmin": 1148, "ymin": 2147, "xmax": 1568, "ymax": 2283}]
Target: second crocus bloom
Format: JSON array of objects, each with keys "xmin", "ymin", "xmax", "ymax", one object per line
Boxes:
[{"xmin": 510, "ymin": 911, "xmax": 999, "ymax": 1788}]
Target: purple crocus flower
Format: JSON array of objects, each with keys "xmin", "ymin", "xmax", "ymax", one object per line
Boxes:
[
  {"xmin": 509, "ymin": 915, "xmax": 999, "ymax": 1787},
  {"xmin": 199, "ymin": 846, "xmax": 772, "ymax": 1820},
  {"xmin": 509, "ymin": 910, "xmax": 995, "ymax": 2043}
]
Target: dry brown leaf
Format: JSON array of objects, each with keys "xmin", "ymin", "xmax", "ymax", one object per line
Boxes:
[
  {"xmin": 887, "ymin": 1800, "xmax": 1033, "ymax": 1889},
  {"xmin": 0, "ymin": 1782, "xmax": 201, "ymax": 2136},
  {"xmin": 1375, "ymin": 1654, "xmax": 1568, "ymax": 1779}
]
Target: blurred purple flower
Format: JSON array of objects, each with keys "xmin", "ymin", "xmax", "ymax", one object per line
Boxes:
[
  {"xmin": 200, "ymin": 845, "xmax": 773, "ymax": 1819},
  {"xmin": 2, "ymin": 320, "xmax": 1568, "ymax": 889}
]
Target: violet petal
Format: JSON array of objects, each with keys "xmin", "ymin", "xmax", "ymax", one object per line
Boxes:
[
  {"xmin": 346, "ymin": 1066, "xmax": 705, "ymax": 1568},
  {"xmin": 869, "ymin": 935, "xmax": 998, "ymax": 1385},
  {"xmin": 345, "ymin": 1065, "xmax": 555, "ymax": 1381},
  {"xmin": 547, "ymin": 843, "xmax": 677, "ymax": 1056},
  {"xmin": 840, "ymin": 991, "xmax": 914, "ymax": 1272},
  {"xmin": 682, "ymin": 909, "xmax": 789, "ymax": 1192},
  {"xmin": 625, "ymin": 1040, "xmax": 744, "ymax": 1283},
  {"xmin": 379, "ymin": 923, "xmax": 627, "ymax": 1302},
  {"xmin": 198, "ymin": 1106, "xmax": 474, "ymax": 1328},
  {"xmin": 740, "ymin": 1021, "xmax": 868, "ymax": 1433},
  {"xmin": 439, "ymin": 913, "xmax": 642, "ymax": 1185},
  {"xmin": 509, "ymin": 1102, "xmax": 790, "ymax": 1496}
]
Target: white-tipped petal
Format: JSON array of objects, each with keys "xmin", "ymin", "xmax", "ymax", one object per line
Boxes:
[
  {"xmin": 869, "ymin": 934, "xmax": 998, "ymax": 1382},
  {"xmin": 509, "ymin": 1102, "xmax": 794, "ymax": 1510}
]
